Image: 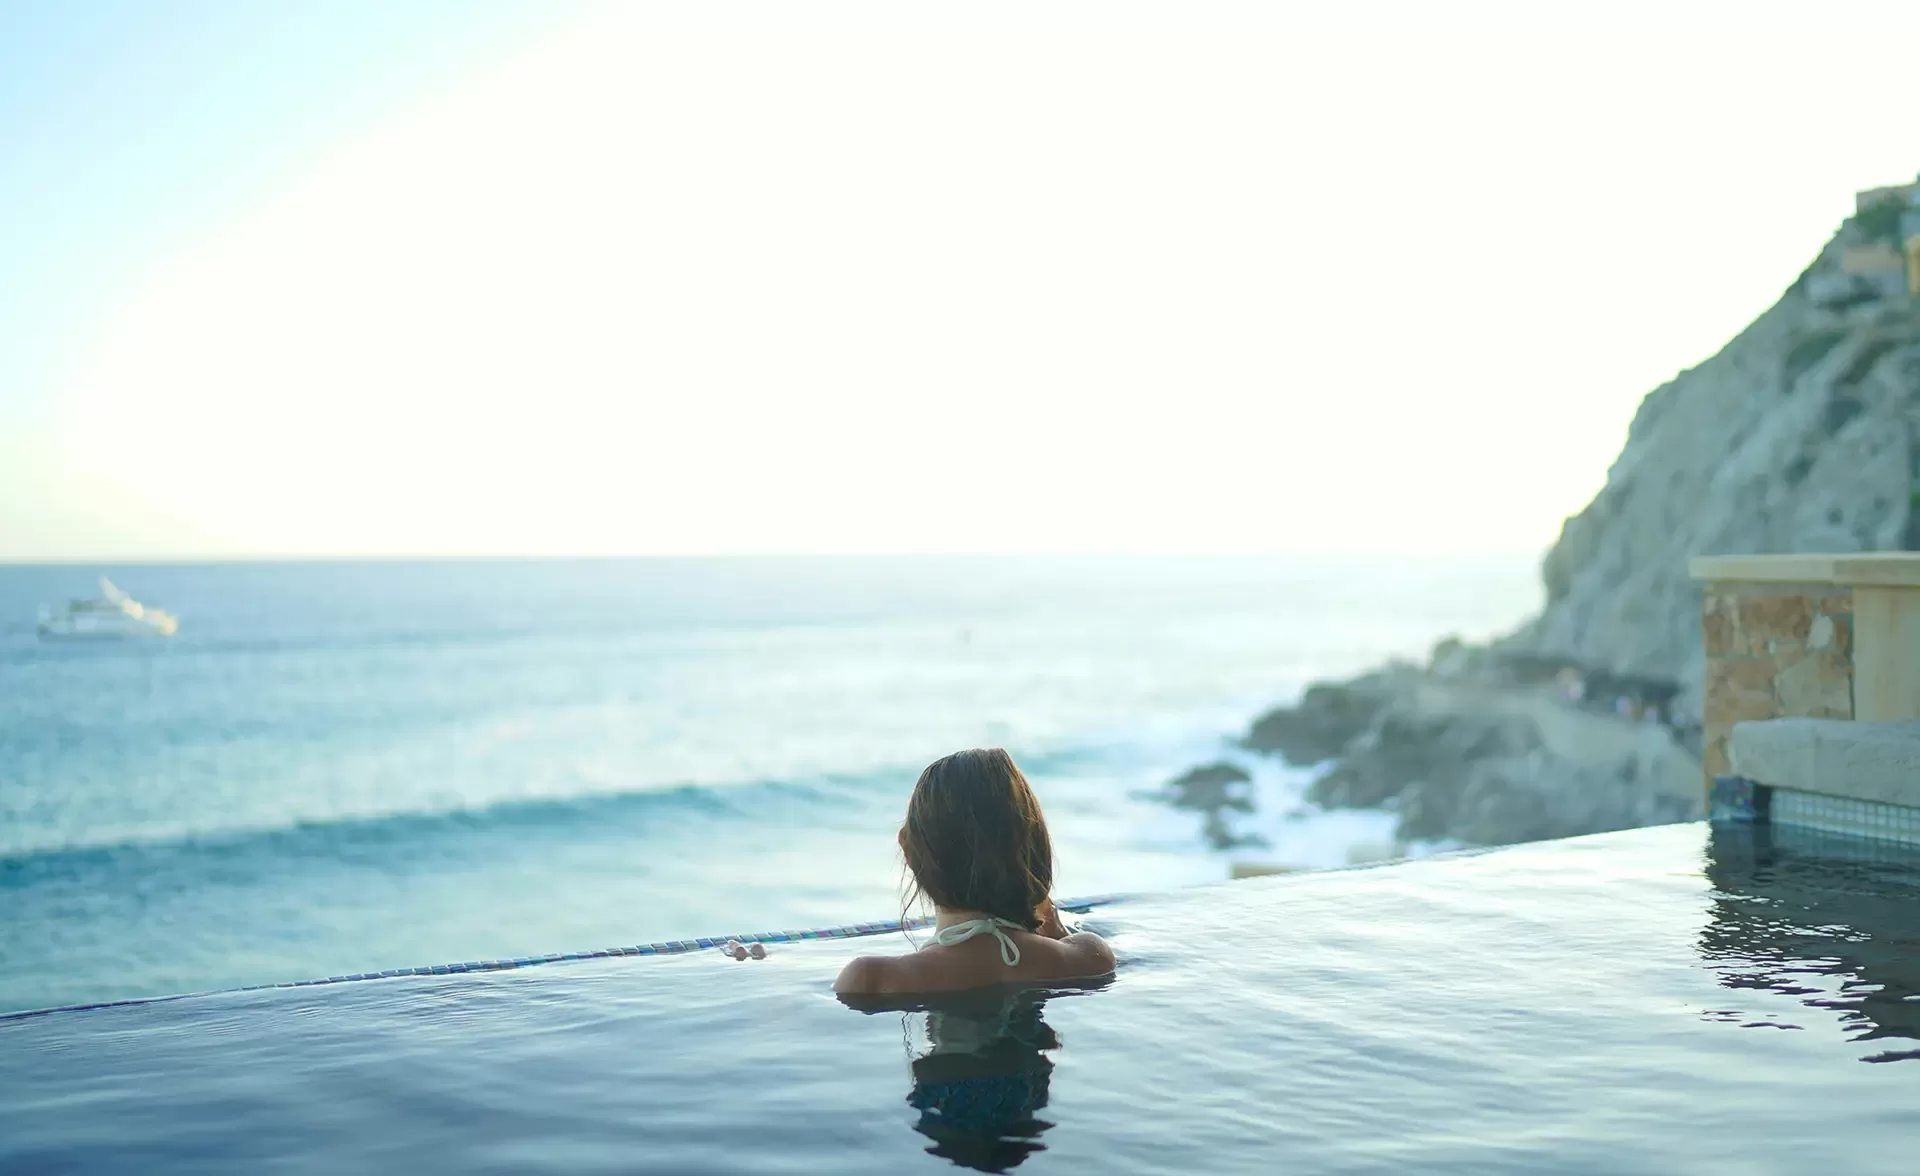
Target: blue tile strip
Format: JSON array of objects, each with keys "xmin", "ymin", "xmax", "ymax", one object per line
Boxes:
[
  {"xmin": 1713, "ymin": 774, "xmax": 1920, "ymax": 847},
  {"xmin": 1771, "ymin": 789, "xmax": 1920, "ymax": 846},
  {"xmin": 0, "ymin": 894, "xmax": 1126, "ymax": 1022}
]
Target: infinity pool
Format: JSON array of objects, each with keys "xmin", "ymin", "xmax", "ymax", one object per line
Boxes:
[{"xmin": 4, "ymin": 822, "xmax": 1917, "ymax": 1174}]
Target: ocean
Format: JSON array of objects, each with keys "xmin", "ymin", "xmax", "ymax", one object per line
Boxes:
[{"xmin": 0, "ymin": 555, "xmax": 1537, "ymax": 1013}]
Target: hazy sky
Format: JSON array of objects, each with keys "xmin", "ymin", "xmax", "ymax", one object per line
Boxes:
[{"xmin": 4, "ymin": 0, "xmax": 1917, "ymax": 561}]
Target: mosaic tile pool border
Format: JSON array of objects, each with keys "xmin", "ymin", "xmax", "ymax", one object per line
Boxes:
[
  {"xmin": 1752, "ymin": 816, "xmax": 1920, "ymax": 867},
  {"xmin": 1711, "ymin": 775, "xmax": 1920, "ymax": 846},
  {"xmin": 0, "ymin": 894, "xmax": 1125, "ymax": 1022},
  {"xmin": 1771, "ymin": 788, "xmax": 1920, "ymax": 845}
]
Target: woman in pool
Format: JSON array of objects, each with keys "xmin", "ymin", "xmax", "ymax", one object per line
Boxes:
[{"xmin": 832, "ymin": 748, "xmax": 1116, "ymax": 996}]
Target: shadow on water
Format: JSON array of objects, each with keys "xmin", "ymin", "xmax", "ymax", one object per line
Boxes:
[
  {"xmin": 840, "ymin": 982, "xmax": 1109, "ymax": 1173},
  {"xmin": 1701, "ymin": 823, "xmax": 1920, "ymax": 1063}
]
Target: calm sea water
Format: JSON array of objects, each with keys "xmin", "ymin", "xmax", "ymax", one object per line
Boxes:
[
  {"xmin": 3, "ymin": 823, "xmax": 1916, "ymax": 1174},
  {"xmin": 0, "ymin": 556, "xmax": 1536, "ymax": 1013}
]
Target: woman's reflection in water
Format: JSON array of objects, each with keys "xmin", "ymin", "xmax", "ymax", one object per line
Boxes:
[{"xmin": 844, "ymin": 982, "xmax": 1107, "ymax": 1172}]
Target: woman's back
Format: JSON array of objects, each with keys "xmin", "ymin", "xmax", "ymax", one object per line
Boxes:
[{"xmin": 836, "ymin": 907, "xmax": 1114, "ymax": 996}]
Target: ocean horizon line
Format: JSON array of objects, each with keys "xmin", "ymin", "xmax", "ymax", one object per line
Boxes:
[{"xmin": 0, "ymin": 547, "xmax": 1548, "ymax": 568}]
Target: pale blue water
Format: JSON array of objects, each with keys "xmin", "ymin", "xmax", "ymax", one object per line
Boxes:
[
  {"xmin": 0, "ymin": 555, "xmax": 1536, "ymax": 1013},
  {"xmin": 3, "ymin": 823, "xmax": 1916, "ymax": 1174}
]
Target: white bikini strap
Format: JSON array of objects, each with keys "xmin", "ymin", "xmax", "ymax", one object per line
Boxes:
[{"xmin": 928, "ymin": 916, "xmax": 1023, "ymax": 966}]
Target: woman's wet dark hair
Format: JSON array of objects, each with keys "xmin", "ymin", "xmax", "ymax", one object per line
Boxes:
[{"xmin": 901, "ymin": 748, "xmax": 1054, "ymax": 930}]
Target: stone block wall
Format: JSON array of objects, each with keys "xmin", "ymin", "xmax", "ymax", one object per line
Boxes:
[{"xmin": 1700, "ymin": 582, "xmax": 1855, "ymax": 779}]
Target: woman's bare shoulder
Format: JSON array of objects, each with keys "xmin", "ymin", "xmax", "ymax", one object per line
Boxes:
[
  {"xmin": 1048, "ymin": 929, "xmax": 1115, "ymax": 977},
  {"xmin": 833, "ymin": 954, "xmax": 886, "ymax": 995},
  {"xmin": 835, "ymin": 930, "xmax": 1113, "ymax": 996},
  {"xmin": 834, "ymin": 951, "xmax": 928, "ymax": 995}
]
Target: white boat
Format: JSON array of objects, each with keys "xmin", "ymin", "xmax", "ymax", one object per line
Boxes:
[{"xmin": 37, "ymin": 578, "xmax": 179, "ymax": 640}]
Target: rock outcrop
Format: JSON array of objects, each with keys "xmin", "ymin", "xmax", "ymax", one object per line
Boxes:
[
  {"xmin": 1268, "ymin": 668, "xmax": 1701, "ymax": 848},
  {"xmin": 1163, "ymin": 197, "xmax": 1920, "ymax": 852},
  {"xmin": 1146, "ymin": 762, "xmax": 1265, "ymax": 850},
  {"xmin": 1515, "ymin": 215, "xmax": 1920, "ymax": 724},
  {"xmin": 1240, "ymin": 674, "xmax": 1403, "ymax": 763}
]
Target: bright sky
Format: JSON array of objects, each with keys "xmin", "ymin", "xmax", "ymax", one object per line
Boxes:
[{"xmin": 4, "ymin": 0, "xmax": 1917, "ymax": 561}]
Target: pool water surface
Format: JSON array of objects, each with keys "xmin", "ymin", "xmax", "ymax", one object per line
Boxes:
[{"xmin": 3, "ymin": 822, "xmax": 1917, "ymax": 1174}]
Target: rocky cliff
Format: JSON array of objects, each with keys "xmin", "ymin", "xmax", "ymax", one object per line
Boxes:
[
  {"xmin": 1171, "ymin": 202, "xmax": 1920, "ymax": 855},
  {"xmin": 1515, "ymin": 215, "xmax": 1920, "ymax": 727}
]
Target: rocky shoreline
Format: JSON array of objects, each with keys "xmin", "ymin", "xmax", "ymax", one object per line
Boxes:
[
  {"xmin": 1158, "ymin": 188, "xmax": 1920, "ymax": 859},
  {"xmin": 1213, "ymin": 646, "xmax": 1701, "ymax": 853}
]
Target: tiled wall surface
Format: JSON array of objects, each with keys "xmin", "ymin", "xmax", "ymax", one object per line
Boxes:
[
  {"xmin": 1701, "ymin": 582, "xmax": 1854, "ymax": 779},
  {"xmin": 1711, "ymin": 775, "xmax": 1920, "ymax": 848},
  {"xmin": 1772, "ymin": 788, "xmax": 1920, "ymax": 846}
]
